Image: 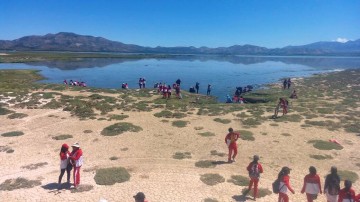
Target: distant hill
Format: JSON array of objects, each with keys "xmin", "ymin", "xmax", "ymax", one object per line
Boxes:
[{"xmin": 0, "ymin": 32, "xmax": 359, "ymax": 56}]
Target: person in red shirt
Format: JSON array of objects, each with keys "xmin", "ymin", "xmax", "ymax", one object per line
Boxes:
[
  {"xmin": 58, "ymin": 144, "xmax": 72, "ymax": 189},
  {"xmin": 355, "ymin": 194, "xmax": 360, "ymax": 202},
  {"xmin": 246, "ymin": 155, "xmax": 264, "ymax": 200},
  {"xmin": 278, "ymin": 166, "xmax": 295, "ymax": 202},
  {"xmin": 70, "ymin": 142, "xmax": 83, "ymax": 189},
  {"xmin": 224, "ymin": 128, "xmax": 240, "ymax": 163},
  {"xmin": 338, "ymin": 180, "xmax": 356, "ymax": 202},
  {"xmin": 301, "ymin": 166, "xmax": 322, "ymax": 202},
  {"xmin": 279, "ymin": 98, "xmax": 288, "ymax": 115}
]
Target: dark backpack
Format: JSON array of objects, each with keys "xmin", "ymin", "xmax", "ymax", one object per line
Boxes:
[
  {"xmin": 272, "ymin": 178, "xmax": 281, "ymax": 194},
  {"xmin": 249, "ymin": 163, "xmax": 260, "ymax": 179}
]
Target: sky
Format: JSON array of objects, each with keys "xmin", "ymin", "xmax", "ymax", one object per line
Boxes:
[{"xmin": 1, "ymin": 0, "xmax": 359, "ymax": 48}]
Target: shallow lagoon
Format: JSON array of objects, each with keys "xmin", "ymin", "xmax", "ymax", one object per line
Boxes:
[{"xmin": 0, "ymin": 55, "xmax": 359, "ymax": 101}]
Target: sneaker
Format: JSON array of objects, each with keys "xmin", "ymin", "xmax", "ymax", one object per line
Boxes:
[{"xmin": 70, "ymin": 185, "xmax": 75, "ymax": 189}]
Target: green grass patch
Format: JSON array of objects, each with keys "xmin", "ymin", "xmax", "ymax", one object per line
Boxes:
[
  {"xmin": 1, "ymin": 131, "xmax": 24, "ymax": 137},
  {"xmin": 213, "ymin": 118, "xmax": 231, "ymax": 124},
  {"xmin": 52, "ymin": 134, "xmax": 73, "ymax": 140},
  {"xmin": 0, "ymin": 107, "xmax": 14, "ymax": 115},
  {"xmin": 317, "ymin": 108, "xmax": 334, "ymax": 114},
  {"xmin": 227, "ymin": 175, "xmax": 249, "ymax": 186},
  {"xmin": 204, "ymin": 198, "xmax": 219, "ymax": 202},
  {"xmin": 270, "ymin": 123, "xmax": 279, "ymax": 126},
  {"xmin": 308, "ymin": 140, "xmax": 343, "ymax": 150},
  {"xmin": 238, "ymin": 130, "xmax": 255, "ymax": 141},
  {"xmin": 109, "ymin": 156, "xmax": 119, "ymax": 161},
  {"xmin": 200, "ymin": 173, "xmax": 225, "ymax": 186},
  {"xmin": 101, "ymin": 122, "xmax": 143, "ymax": 136},
  {"xmin": 172, "ymin": 120, "xmax": 188, "ymax": 128},
  {"xmin": 242, "ymin": 187, "xmax": 272, "ymax": 198},
  {"xmin": 195, "ymin": 160, "xmax": 216, "ymax": 168},
  {"xmin": 154, "ymin": 110, "xmax": 186, "ymax": 119},
  {"xmin": 210, "ymin": 150, "xmax": 226, "ymax": 157},
  {"xmin": 274, "ymin": 114, "xmax": 303, "ymax": 122},
  {"xmin": 194, "ymin": 126, "xmax": 204, "ymax": 130},
  {"xmin": 338, "ymin": 170, "xmax": 359, "ymax": 183},
  {"xmin": 94, "ymin": 167, "xmax": 131, "ymax": 185},
  {"xmin": 241, "ymin": 118, "xmax": 263, "ymax": 126},
  {"xmin": 83, "ymin": 130, "xmax": 93, "ymax": 133},
  {"xmin": 108, "ymin": 114, "xmax": 129, "ymax": 121},
  {"xmin": 7, "ymin": 113, "xmax": 28, "ymax": 119},
  {"xmin": 343, "ymin": 123, "xmax": 360, "ymax": 133},
  {"xmin": 172, "ymin": 152, "xmax": 192, "ymax": 160},
  {"xmin": 198, "ymin": 132, "xmax": 215, "ymax": 137},
  {"xmin": 309, "ymin": 154, "xmax": 333, "ymax": 160},
  {"xmin": 0, "ymin": 177, "xmax": 41, "ymax": 191},
  {"xmin": 281, "ymin": 133, "xmax": 291, "ymax": 137}
]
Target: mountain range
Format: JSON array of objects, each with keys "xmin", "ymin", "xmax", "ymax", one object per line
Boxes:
[{"xmin": 0, "ymin": 32, "xmax": 360, "ymax": 56}]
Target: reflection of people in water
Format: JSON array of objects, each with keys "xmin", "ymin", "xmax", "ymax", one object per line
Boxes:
[{"xmin": 289, "ymin": 90, "xmax": 298, "ymax": 99}]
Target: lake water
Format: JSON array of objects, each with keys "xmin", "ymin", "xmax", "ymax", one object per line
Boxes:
[{"xmin": 1, "ymin": 55, "xmax": 359, "ymax": 101}]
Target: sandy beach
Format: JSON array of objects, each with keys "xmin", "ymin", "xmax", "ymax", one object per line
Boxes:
[{"xmin": 0, "ymin": 69, "xmax": 359, "ymax": 202}]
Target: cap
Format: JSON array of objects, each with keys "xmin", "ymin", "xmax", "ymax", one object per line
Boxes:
[
  {"xmin": 62, "ymin": 144, "xmax": 69, "ymax": 149},
  {"xmin": 133, "ymin": 192, "xmax": 145, "ymax": 200},
  {"xmin": 72, "ymin": 142, "xmax": 80, "ymax": 148}
]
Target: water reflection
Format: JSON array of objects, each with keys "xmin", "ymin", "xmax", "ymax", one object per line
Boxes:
[{"xmin": 23, "ymin": 55, "xmax": 360, "ymax": 70}]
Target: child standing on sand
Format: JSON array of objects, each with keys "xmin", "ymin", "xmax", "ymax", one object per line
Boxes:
[
  {"xmin": 245, "ymin": 155, "xmax": 263, "ymax": 201},
  {"xmin": 301, "ymin": 166, "xmax": 322, "ymax": 202},
  {"xmin": 70, "ymin": 143, "xmax": 83, "ymax": 189},
  {"xmin": 58, "ymin": 144, "xmax": 72, "ymax": 189},
  {"xmin": 278, "ymin": 166, "xmax": 295, "ymax": 202}
]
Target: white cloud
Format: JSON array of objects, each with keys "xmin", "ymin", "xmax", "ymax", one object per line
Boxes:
[{"xmin": 334, "ymin": 37, "xmax": 349, "ymax": 43}]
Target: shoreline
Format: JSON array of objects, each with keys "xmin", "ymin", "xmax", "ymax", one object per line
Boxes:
[{"xmin": 0, "ymin": 69, "xmax": 359, "ymax": 201}]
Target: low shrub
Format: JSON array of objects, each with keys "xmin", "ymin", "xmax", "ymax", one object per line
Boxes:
[
  {"xmin": 213, "ymin": 118, "xmax": 231, "ymax": 124},
  {"xmin": 238, "ymin": 130, "xmax": 255, "ymax": 141},
  {"xmin": 173, "ymin": 152, "xmax": 192, "ymax": 160},
  {"xmin": 309, "ymin": 154, "xmax": 333, "ymax": 160},
  {"xmin": 101, "ymin": 122, "xmax": 143, "ymax": 136},
  {"xmin": 0, "ymin": 178, "xmax": 41, "ymax": 191},
  {"xmin": 338, "ymin": 170, "xmax": 359, "ymax": 183},
  {"xmin": 198, "ymin": 132, "xmax": 215, "ymax": 137},
  {"xmin": 200, "ymin": 173, "xmax": 225, "ymax": 186},
  {"xmin": 7, "ymin": 113, "xmax": 28, "ymax": 119},
  {"xmin": 227, "ymin": 175, "xmax": 249, "ymax": 186},
  {"xmin": 1, "ymin": 131, "xmax": 24, "ymax": 137},
  {"xmin": 195, "ymin": 160, "xmax": 216, "ymax": 168},
  {"xmin": 94, "ymin": 167, "xmax": 131, "ymax": 185},
  {"xmin": 308, "ymin": 140, "xmax": 343, "ymax": 150},
  {"xmin": 172, "ymin": 120, "xmax": 188, "ymax": 128},
  {"xmin": 52, "ymin": 134, "xmax": 73, "ymax": 140},
  {"xmin": 108, "ymin": 114, "xmax": 129, "ymax": 121}
]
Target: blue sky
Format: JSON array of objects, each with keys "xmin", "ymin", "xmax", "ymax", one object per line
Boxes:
[{"xmin": 1, "ymin": 0, "xmax": 359, "ymax": 48}]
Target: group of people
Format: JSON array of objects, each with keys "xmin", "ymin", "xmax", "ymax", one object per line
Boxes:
[
  {"xmin": 283, "ymin": 78, "xmax": 292, "ymax": 90},
  {"xmin": 138, "ymin": 78, "xmax": 146, "ymax": 88},
  {"xmin": 155, "ymin": 82, "xmax": 182, "ymax": 99},
  {"xmin": 121, "ymin": 83, "xmax": 129, "ymax": 89},
  {"xmin": 224, "ymin": 128, "xmax": 360, "ymax": 202},
  {"xmin": 63, "ymin": 79, "xmax": 87, "ymax": 87},
  {"xmin": 58, "ymin": 142, "xmax": 83, "ymax": 190}
]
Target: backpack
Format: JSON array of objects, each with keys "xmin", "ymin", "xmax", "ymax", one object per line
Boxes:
[
  {"xmin": 249, "ymin": 163, "xmax": 260, "ymax": 179},
  {"xmin": 272, "ymin": 178, "xmax": 281, "ymax": 194}
]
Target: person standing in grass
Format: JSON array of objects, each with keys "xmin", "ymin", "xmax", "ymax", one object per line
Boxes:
[
  {"xmin": 301, "ymin": 166, "xmax": 322, "ymax": 202},
  {"xmin": 246, "ymin": 155, "xmax": 264, "ymax": 201},
  {"xmin": 195, "ymin": 82, "xmax": 200, "ymax": 94},
  {"xmin": 224, "ymin": 128, "xmax": 240, "ymax": 163},
  {"xmin": 70, "ymin": 142, "xmax": 83, "ymax": 189},
  {"xmin": 287, "ymin": 78, "xmax": 292, "ymax": 89},
  {"xmin": 207, "ymin": 84, "xmax": 211, "ymax": 95},
  {"xmin": 324, "ymin": 166, "xmax": 341, "ymax": 202},
  {"xmin": 283, "ymin": 79, "xmax": 288, "ymax": 90},
  {"xmin": 278, "ymin": 166, "xmax": 295, "ymax": 202},
  {"xmin": 58, "ymin": 143, "xmax": 72, "ymax": 189}
]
